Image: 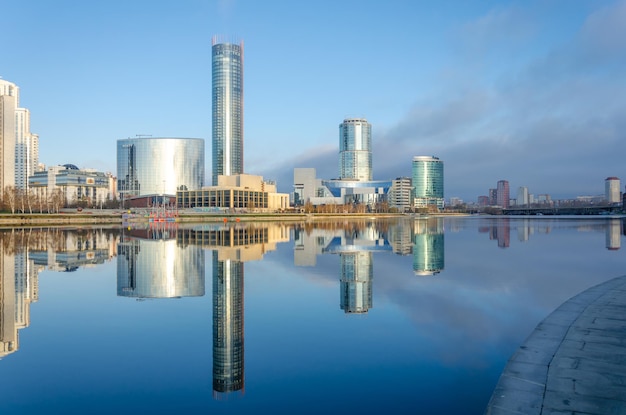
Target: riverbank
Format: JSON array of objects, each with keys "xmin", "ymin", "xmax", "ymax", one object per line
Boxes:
[{"xmin": 0, "ymin": 210, "xmax": 416, "ymax": 226}]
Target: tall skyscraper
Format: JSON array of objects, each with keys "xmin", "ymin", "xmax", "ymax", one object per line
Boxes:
[
  {"xmin": 339, "ymin": 118, "xmax": 372, "ymax": 181},
  {"xmin": 412, "ymin": 156, "xmax": 444, "ymax": 209},
  {"xmin": 0, "ymin": 79, "xmax": 39, "ymax": 191},
  {"xmin": 212, "ymin": 37, "xmax": 244, "ymax": 185},
  {"xmin": 496, "ymin": 180, "xmax": 510, "ymax": 208}
]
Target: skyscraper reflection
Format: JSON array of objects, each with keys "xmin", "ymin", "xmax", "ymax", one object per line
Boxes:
[
  {"xmin": 212, "ymin": 251, "xmax": 244, "ymax": 397},
  {"xmin": 1, "ymin": 232, "xmax": 41, "ymax": 358},
  {"xmin": 183, "ymin": 223, "xmax": 287, "ymax": 399},
  {"xmin": 296, "ymin": 221, "xmax": 391, "ymax": 314},
  {"xmin": 340, "ymin": 252, "xmax": 373, "ymax": 313},
  {"xmin": 412, "ymin": 218, "xmax": 445, "ymax": 276},
  {"xmin": 117, "ymin": 227, "xmax": 205, "ymax": 298}
]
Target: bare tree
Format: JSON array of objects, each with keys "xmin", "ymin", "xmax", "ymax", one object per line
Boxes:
[
  {"xmin": 3, "ymin": 186, "xmax": 17, "ymax": 214},
  {"xmin": 36, "ymin": 188, "xmax": 46, "ymax": 213},
  {"xmin": 51, "ymin": 189, "xmax": 64, "ymax": 213},
  {"xmin": 26, "ymin": 189, "xmax": 36, "ymax": 214}
]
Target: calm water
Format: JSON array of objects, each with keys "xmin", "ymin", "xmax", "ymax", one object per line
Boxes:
[{"xmin": 0, "ymin": 216, "xmax": 625, "ymax": 415}]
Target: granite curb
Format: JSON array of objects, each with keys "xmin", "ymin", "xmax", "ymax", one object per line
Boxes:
[{"xmin": 485, "ymin": 275, "xmax": 626, "ymax": 415}]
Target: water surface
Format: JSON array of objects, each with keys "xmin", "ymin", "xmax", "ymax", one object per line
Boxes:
[{"xmin": 1, "ymin": 217, "xmax": 624, "ymax": 414}]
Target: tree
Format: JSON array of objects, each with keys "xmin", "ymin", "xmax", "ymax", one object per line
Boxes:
[
  {"xmin": 3, "ymin": 186, "xmax": 17, "ymax": 214},
  {"xmin": 50, "ymin": 189, "xmax": 65, "ymax": 213},
  {"xmin": 26, "ymin": 189, "xmax": 36, "ymax": 214}
]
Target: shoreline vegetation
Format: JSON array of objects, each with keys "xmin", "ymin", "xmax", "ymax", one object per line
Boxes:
[{"xmin": 0, "ymin": 210, "xmax": 474, "ymax": 227}]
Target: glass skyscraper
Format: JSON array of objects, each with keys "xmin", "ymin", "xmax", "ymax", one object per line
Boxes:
[
  {"xmin": 212, "ymin": 37, "xmax": 244, "ymax": 185},
  {"xmin": 339, "ymin": 118, "xmax": 372, "ymax": 181},
  {"xmin": 412, "ymin": 156, "xmax": 444, "ymax": 209}
]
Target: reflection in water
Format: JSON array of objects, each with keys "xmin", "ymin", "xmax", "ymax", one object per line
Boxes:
[
  {"xmin": 188, "ymin": 223, "xmax": 288, "ymax": 399},
  {"xmin": 213, "ymin": 251, "xmax": 245, "ymax": 398},
  {"xmin": 340, "ymin": 252, "xmax": 373, "ymax": 313},
  {"xmin": 0, "ymin": 217, "xmax": 624, "ymax": 411},
  {"xmin": 117, "ymin": 228, "xmax": 205, "ymax": 299},
  {"xmin": 412, "ymin": 218, "xmax": 445, "ymax": 276},
  {"xmin": 1, "ymin": 249, "xmax": 38, "ymax": 359},
  {"xmin": 1, "ymin": 228, "xmax": 119, "ymax": 359},
  {"xmin": 607, "ymin": 219, "xmax": 621, "ymax": 250},
  {"xmin": 30, "ymin": 228, "xmax": 117, "ymax": 272}
]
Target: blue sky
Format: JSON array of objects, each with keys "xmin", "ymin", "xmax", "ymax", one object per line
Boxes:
[{"xmin": 3, "ymin": 0, "xmax": 625, "ymax": 201}]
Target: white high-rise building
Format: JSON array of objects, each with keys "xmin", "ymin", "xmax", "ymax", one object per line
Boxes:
[
  {"xmin": 389, "ymin": 177, "xmax": 412, "ymax": 212},
  {"xmin": 517, "ymin": 186, "xmax": 529, "ymax": 207},
  {"xmin": 605, "ymin": 177, "xmax": 620, "ymax": 204},
  {"xmin": 0, "ymin": 79, "xmax": 39, "ymax": 191}
]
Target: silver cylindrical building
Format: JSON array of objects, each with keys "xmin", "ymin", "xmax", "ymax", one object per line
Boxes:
[{"xmin": 116, "ymin": 137, "xmax": 204, "ymax": 198}]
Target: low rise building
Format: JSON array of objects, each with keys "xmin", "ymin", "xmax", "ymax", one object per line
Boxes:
[
  {"xmin": 177, "ymin": 174, "xmax": 289, "ymax": 212},
  {"xmin": 28, "ymin": 164, "xmax": 111, "ymax": 207}
]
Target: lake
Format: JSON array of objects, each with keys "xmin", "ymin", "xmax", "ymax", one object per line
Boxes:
[{"xmin": 0, "ymin": 216, "xmax": 624, "ymax": 415}]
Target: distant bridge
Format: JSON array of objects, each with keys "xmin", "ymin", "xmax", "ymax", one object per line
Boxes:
[{"xmin": 503, "ymin": 205, "xmax": 624, "ymax": 215}]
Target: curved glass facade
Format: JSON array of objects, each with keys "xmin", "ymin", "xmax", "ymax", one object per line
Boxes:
[
  {"xmin": 412, "ymin": 218, "xmax": 445, "ymax": 276},
  {"xmin": 412, "ymin": 156, "xmax": 444, "ymax": 208},
  {"xmin": 212, "ymin": 40, "xmax": 244, "ymax": 185},
  {"xmin": 117, "ymin": 238, "xmax": 205, "ymax": 298},
  {"xmin": 339, "ymin": 118, "xmax": 372, "ymax": 181},
  {"xmin": 117, "ymin": 137, "xmax": 204, "ymax": 198}
]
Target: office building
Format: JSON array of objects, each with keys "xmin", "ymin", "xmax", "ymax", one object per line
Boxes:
[
  {"xmin": 117, "ymin": 137, "xmax": 204, "ymax": 205},
  {"xmin": 605, "ymin": 177, "xmax": 621, "ymax": 204},
  {"xmin": 212, "ymin": 37, "xmax": 244, "ymax": 185},
  {"xmin": 293, "ymin": 119, "xmax": 390, "ymax": 208},
  {"xmin": 293, "ymin": 168, "xmax": 317, "ymax": 206},
  {"xmin": 0, "ymin": 79, "xmax": 39, "ymax": 191},
  {"xmin": 496, "ymin": 180, "xmax": 510, "ymax": 208},
  {"xmin": 29, "ymin": 164, "xmax": 111, "ymax": 207},
  {"xmin": 339, "ymin": 118, "xmax": 372, "ymax": 181},
  {"xmin": 412, "ymin": 156, "xmax": 444, "ymax": 209},
  {"xmin": 388, "ymin": 177, "xmax": 413, "ymax": 212},
  {"xmin": 517, "ymin": 186, "xmax": 529, "ymax": 207},
  {"xmin": 177, "ymin": 173, "xmax": 289, "ymax": 212}
]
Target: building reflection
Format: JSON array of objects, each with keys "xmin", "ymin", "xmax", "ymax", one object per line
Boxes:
[
  {"xmin": 1, "ymin": 248, "xmax": 38, "ymax": 359},
  {"xmin": 179, "ymin": 223, "xmax": 289, "ymax": 399},
  {"xmin": 1, "ymin": 228, "xmax": 119, "ymax": 359},
  {"xmin": 295, "ymin": 221, "xmax": 391, "ymax": 314},
  {"xmin": 30, "ymin": 228, "xmax": 118, "ymax": 272},
  {"xmin": 117, "ymin": 225, "xmax": 205, "ymax": 299},
  {"xmin": 606, "ymin": 218, "xmax": 621, "ymax": 250},
  {"xmin": 212, "ymin": 250, "xmax": 244, "ymax": 397},
  {"xmin": 412, "ymin": 218, "xmax": 445, "ymax": 276},
  {"xmin": 479, "ymin": 218, "xmax": 510, "ymax": 248}
]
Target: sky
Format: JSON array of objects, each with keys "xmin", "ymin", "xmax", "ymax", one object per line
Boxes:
[{"xmin": 2, "ymin": 0, "xmax": 626, "ymax": 201}]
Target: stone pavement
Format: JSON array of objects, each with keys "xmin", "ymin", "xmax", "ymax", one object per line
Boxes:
[{"xmin": 485, "ymin": 275, "xmax": 626, "ymax": 415}]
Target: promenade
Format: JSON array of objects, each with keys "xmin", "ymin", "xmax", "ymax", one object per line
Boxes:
[{"xmin": 485, "ymin": 275, "xmax": 626, "ymax": 414}]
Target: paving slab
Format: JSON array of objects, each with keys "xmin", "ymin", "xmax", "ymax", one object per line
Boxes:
[{"xmin": 485, "ymin": 275, "xmax": 626, "ymax": 415}]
